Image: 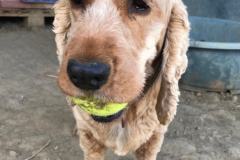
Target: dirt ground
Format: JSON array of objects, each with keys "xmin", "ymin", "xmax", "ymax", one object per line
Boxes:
[{"xmin": 0, "ymin": 26, "xmax": 240, "ymax": 160}]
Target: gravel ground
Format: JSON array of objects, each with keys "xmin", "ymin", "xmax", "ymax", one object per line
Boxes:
[{"xmin": 0, "ymin": 27, "xmax": 239, "ymax": 160}]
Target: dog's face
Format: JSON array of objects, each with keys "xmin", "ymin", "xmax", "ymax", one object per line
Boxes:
[{"xmin": 58, "ymin": 0, "xmax": 173, "ymax": 103}]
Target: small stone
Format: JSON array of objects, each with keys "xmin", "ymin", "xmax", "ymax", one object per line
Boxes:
[
  {"xmin": 199, "ymin": 135, "xmax": 205, "ymax": 140},
  {"xmin": 54, "ymin": 146, "xmax": 59, "ymax": 150},
  {"xmin": 232, "ymin": 96, "xmax": 238, "ymax": 103},
  {"xmin": 208, "ymin": 136, "xmax": 214, "ymax": 143},
  {"xmin": 9, "ymin": 150, "xmax": 17, "ymax": 157},
  {"xmin": 196, "ymin": 92, "xmax": 202, "ymax": 97},
  {"xmin": 235, "ymin": 105, "xmax": 240, "ymax": 108},
  {"xmin": 195, "ymin": 126, "xmax": 200, "ymax": 130}
]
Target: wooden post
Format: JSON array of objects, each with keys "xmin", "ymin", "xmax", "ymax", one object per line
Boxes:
[{"xmin": 24, "ymin": 11, "xmax": 45, "ymax": 27}]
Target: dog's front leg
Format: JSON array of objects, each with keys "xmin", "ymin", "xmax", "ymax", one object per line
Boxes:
[
  {"xmin": 135, "ymin": 128, "xmax": 166, "ymax": 160},
  {"xmin": 79, "ymin": 131, "xmax": 106, "ymax": 160}
]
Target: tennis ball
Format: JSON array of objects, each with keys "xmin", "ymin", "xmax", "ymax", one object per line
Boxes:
[{"xmin": 71, "ymin": 97, "xmax": 128, "ymax": 117}]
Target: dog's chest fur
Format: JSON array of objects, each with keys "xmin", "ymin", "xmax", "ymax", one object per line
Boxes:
[{"xmin": 72, "ymin": 103, "xmax": 162, "ymax": 156}]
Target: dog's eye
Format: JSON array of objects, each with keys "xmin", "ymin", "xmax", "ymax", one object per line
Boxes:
[
  {"xmin": 130, "ymin": 0, "xmax": 150, "ymax": 14},
  {"xmin": 71, "ymin": 0, "xmax": 83, "ymax": 5}
]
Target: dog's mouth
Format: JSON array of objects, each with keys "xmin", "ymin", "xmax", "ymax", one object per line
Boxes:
[
  {"xmin": 91, "ymin": 110, "xmax": 124, "ymax": 123},
  {"xmin": 71, "ymin": 96, "xmax": 128, "ymax": 123}
]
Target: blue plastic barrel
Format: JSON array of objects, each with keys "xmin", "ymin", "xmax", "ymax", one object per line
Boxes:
[{"xmin": 180, "ymin": 16, "xmax": 240, "ymax": 94}]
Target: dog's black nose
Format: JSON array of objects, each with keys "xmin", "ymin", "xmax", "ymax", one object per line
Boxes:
[{"xmin": 67, "ymin": 59, "xmax": 110, "ymax": 90}]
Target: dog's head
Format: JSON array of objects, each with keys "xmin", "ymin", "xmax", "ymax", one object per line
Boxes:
[{"xmin": 54, "ymin": 0, "xmax": 189, "ymax": 105}]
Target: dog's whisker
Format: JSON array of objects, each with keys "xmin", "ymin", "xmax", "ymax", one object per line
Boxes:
[{"xmin": 46, "ymin": 74, "xmax": 58, "ymax": 79}]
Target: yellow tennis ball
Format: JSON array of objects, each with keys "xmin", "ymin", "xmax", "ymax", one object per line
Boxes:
[{"xmin": 71, "ymin": 97, "xmax": 128, "ymax": 117}]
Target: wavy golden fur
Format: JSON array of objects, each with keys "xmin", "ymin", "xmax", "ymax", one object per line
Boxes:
[{"xmin": 53, "ymin": 0, "xmax": 190, "ymax": 159}]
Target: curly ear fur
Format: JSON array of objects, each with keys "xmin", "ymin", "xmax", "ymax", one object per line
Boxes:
[
  {"xmin": 156, "ymin": 0, "xmax": 190, "ymax": 125},
  {"xmin": 53, "ymin": 0, "xmax": 71, "ymax": 64}
]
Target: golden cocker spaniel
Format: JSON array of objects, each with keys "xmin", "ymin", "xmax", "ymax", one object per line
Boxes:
[{"xmin": 53, "ymin": 0, "xmax": 190, "ymax": 159}]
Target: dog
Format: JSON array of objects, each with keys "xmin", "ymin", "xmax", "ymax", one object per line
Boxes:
[{"xmin": 53, "ymin": 0, "xmax": 190, "ymax": 159}]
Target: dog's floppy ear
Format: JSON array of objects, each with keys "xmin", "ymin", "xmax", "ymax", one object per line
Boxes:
[
  {"xmin": 156, "ymin": 0, "xmax": 190, "ymax": 125},
  {"xmin": 53, "ymin": 0, "xmax": 71, "ymax": 64}
]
